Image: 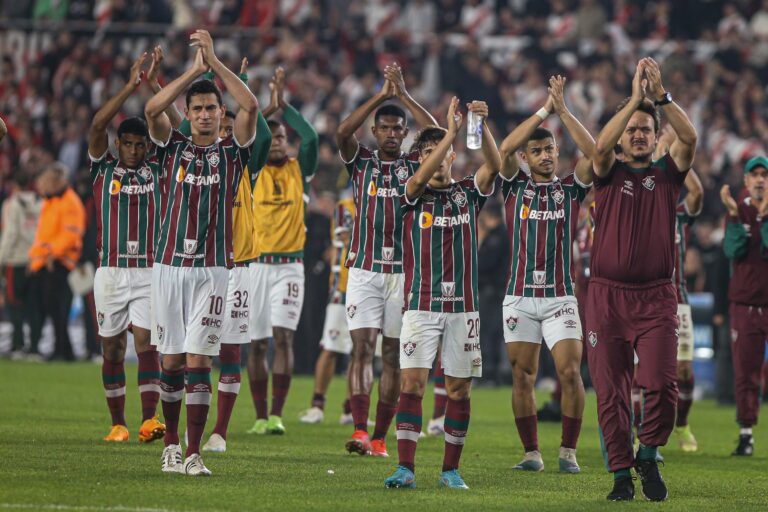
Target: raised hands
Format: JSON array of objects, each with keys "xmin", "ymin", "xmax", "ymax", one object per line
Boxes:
[
  {"xmin": 190, "ymin": 30, "xmax": 219, "ymax": 72},
  {"xmin": 384, "ymin": 63, "xmax": 406, "ymax": 98},
  {"xmin": 146, "ymin": 46, "xmax": 164, "ymax": 86},
  {"xmin": 447, "ymin": 96, "xmax": 463, "ymax": 135},
  {"xmin": 128, "ymin": 52, "xmax": 148, "ymax": 90},
  {"xmin": 720, "ymin": 185, "xmax": 739, "ymax": 217},
  {"xmin": 642, "ymin": 57, "xmax": 666, "ymax": 102},
  {"xmin": 631, "ymin": 60, "xmax": 648, "ymax": 104},
  {"xmin": 548, "ymin": 75, "xmax": 567, "ymax": 116}
]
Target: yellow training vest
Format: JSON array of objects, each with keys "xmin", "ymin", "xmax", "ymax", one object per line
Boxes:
[{"xmin": 232, "ymin": 167, "xmax": 256, "ymax": 263}]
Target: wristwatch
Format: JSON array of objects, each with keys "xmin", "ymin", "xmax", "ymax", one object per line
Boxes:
[{"xmin": 654, "ymin": 92, "xmax": 673, "ymax": 106}]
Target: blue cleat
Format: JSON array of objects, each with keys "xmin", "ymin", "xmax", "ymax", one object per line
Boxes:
[
  {"xmin": 512, "ymin": 450, "xmax": 544, "ymax": 471},
  {"xmin": 439, "ymin": 469, "xmax": 469, "ymax": 490},
  {"xmin": 559, "ymin": 447, "xmax": 581, "ymax": 474},
  {"xmin": 384, "ymin": 465, "xmax": 416, "ymax": 489}
]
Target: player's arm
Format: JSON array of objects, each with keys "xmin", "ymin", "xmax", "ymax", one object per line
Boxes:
[
  {"xmin": 145, "ymin": 49, "xmax": 207, "ymax": 145},
  {"xmin": 721, "ymin": 185, "xmax": 748, "ymax": 260},
  {"xmin": 594, "ymin": 61, "xmax": 647, "ymax": 177},
  {"xmin": 269, "ymin": 68, "xmax": 319, "ymax": 175},
  {"xmin": 405, "ymin": 96, "xmax": 462, "ymax": 202},
  {"xmin": 337, "ymin": 78, "xmax": 395, "ymax": 162},
  {"xmin": 684, "ymin": 169, "xmax": 704, "ymax": 216},
  {"xmin": 643, "ymin": 58, "xmax": 697, "ymax": 172},
  {"xmin": 386, "ymin": 62, "xmax": 438, "ymax": 127},
  {"xmin": 192, "ymin": 30, "xmax": 258, "ymax": 146},
  {"xmin": 471, "ymin": 101, "xmax": 501, "ymax": 195},
  {"xmin": 549, "ymin": 75, "xmax": 595, "ymax": 186},
  {"xmin": 145, "ymin": 46, "xmax": 183, "ymax": 130},
  {"xmin": 498, "ymin": 96, "xmax": 553, "ymax": 180},
  {"xmin": 89, "ymin": 52, "xmax": 147, "ymax": 159},
  {"xmin": 0, "ymin": 115, "xmax": 6, "ymax": 143}
]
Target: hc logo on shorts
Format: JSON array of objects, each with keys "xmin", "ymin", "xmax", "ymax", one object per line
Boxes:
[
  {"xmin": 403, "ymin": 341, "xmax": 417, "ymax": 357},
  {"xmin": 441, "ymin": 282, "xmax": 455, "ymax": 297}
]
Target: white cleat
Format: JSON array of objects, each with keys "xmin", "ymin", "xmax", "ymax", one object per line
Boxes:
[
  {"xmin": 300, "ymin": 406, "xmax": 325, "ymax": 424},
  {"xmin": 184, "ymin": 453, "xmax": 212, "ymax": 476},
  {"xmin": 339, "ymin": 413, "xmax": 353, "ymax": 425},
  {"xmin": 427, "ymin": 415, "xmax": 445, "ymax": 436},
  {"xmin": 202, "ymin": 433, "xmax": 227, "ymax": 453},
  {"xmin": 161, "ymin": 444, "xmax": 183, "ymax": 474},
  {"xmin": 513, "ymin": 450, "xmax": 545, "ymax": 472},
  {"xmin": 558, "ymin": 447, "xmax": 581, "ymax": 474}
]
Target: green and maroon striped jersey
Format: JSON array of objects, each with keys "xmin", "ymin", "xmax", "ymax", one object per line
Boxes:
[
  {"xmin": 502, "ymin": 172, "xmax": 589, "ymax": 298},
  {"xmin": 675, "ymin": 202, "xmax": 698, "ymax": 304},
  {"xmin": 343, "ymin": 144, "xmax": 419, "ymax": 274},
  {"xmin": 91, "ymin": 152, "xmax": 161, "ymax": 268},
  {"xmin": 401, "ymin": 175, "xmax": 490, "ymax": 313},
  {"xmin": 151, "ymin": 130, "xmax": 253, "ymax": 267}
]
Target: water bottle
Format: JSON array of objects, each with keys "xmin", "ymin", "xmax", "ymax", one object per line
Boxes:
[{"xmin": 466, "ymin": 110, "xmax": 482, "ymax": 150}]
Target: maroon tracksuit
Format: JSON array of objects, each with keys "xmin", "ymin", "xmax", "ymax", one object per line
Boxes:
[
  {"xmin": 724, "ymin": 198, "xmax": 768, "ymax": 428},
  {"xmin": 587, "ymin": 154, "xmax": 687, "ymax": 471}
]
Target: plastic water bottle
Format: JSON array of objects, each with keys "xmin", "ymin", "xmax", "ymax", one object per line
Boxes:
[{"xmin": 466, "ymin": 110, "xmax": 482, "ymax": 150}]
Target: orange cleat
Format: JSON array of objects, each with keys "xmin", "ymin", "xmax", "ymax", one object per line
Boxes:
[
  {"xmin": 345, "ymin": 429, "xmax": 372, "ymax": 456},
  {"xmin": 138, "ymin": 416, "xmax": 166, "ymax": 443},
  {"xmin": 104, "ymin": 424, "xmax": 129, "ymax": 442},
  {"xmin": 370, "ymin": 438, "xmax": 389, "ymax": 458}
]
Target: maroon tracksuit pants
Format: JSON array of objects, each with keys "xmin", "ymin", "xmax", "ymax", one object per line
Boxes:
[
  {"xmin": 730, "ymin": 303, "xmax": 768, "ymax": 428},
  {"xmin": 586, "ymin": 278, "xmax": 678, "ymax": 471}
]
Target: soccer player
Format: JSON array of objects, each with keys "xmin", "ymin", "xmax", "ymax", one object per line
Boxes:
[
  {"xmin": 384, "ymin": 97, "xmax": 500, "ymax": 490},
  {"xmin": 336, "ymin": 63, "xmax": 437, "ymax": 457},
  {"xmin": 497, "ymin": 76, "xmax": 593, "ymax": 474},
  {"xmin": 144, "ymin": 30, "xmax": 259, "ymax": 476},
  {"xmin": 300, "ymin": 195, "xmax": 356, "ymax": 424},
  {"xmin": 0, "ymin": 115, "xmax": 6, "ymax": 142},
  {"xmin": 89, "ymin": 48, "xmax": 180, "ymax": 443},
  {"xmin": 246, "ymin": 67, "xmax": 319, "ymax": 435},
  {"xmin": 721, "ymin": 155, "xmax": 768, "ymax": 457},
  {"xmin": 589, "ymin": 58, "xmax": 697, "ymax": 501},
  {"xmin": 175, "ymin": 58, "xmax": 272, "ymax": 453}
]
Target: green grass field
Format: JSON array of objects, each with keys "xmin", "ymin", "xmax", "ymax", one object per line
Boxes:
[{"xmin": 0, "ymin": 360, "xmax": 766, "ymax": 512}]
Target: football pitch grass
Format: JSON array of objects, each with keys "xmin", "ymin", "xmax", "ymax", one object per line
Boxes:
[{"xmin": 0, "ymin": 360, "xmax": 766, "ymax": 512}]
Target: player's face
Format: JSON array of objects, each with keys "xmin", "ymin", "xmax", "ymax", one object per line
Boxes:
[
  {"xmin": 745, "ymin": 166, "xmax": 767, "ymax": 202},
  {"xmin": 219, "ymin": 116, "xmax": 234, "ymax": 139},
  {"xmin": 186, "ymin": 93, "xmax": 222, "ymax": 138},
  {"xmin": 268, "ymin": 125, "xmax": 288, "ymax": 163},
  {"xmin": 372, "ymin": 116, "xmax": 408, "ymax": 158},
  {"xmin": 115, "ymin": 133, "xmax": 148, "ymax": 169},
  {"xmin": 523, "ymin": 137, "xmax": 559, "ymax": 179},
  {"xmin": 621, "ymin": 111, "xmax": 657, "ymax": 162},
  {"xmin": 419, "ymin": 142, "xmax": 455, "ymax": 185}
]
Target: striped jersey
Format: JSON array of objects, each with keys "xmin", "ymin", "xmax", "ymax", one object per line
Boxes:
[
  {"xmin": 344, "ymin": 145, "xmax": 419, "ymax": 274},
  {"xmin": 502, "ymin": 172, "xmax": 589, "ymax": 297},
  {"xmin": 675, "ymin": 202, "xmax": 697, "ymax": 304},
  {"xmin": 91, "ymin": 152, "xmax": 161, "ymax": 268},
  {"xmin": 151, "ymin": 130, "xmax": 253, "ymax": 267},
  {"xmin": 401, "ymin": 175, "xmax": 489, "ymax": 313},
  {"xmin": 329, "ymin": 198, "xmax": 355, "ymax": 304}
]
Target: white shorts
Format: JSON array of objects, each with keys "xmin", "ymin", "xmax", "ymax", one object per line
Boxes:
[
  {"xmin": 503, "ymin": 295, "xmax": 582, "ymax": 350},
  {"xmin": 345, "ymin": 268, "xmax": 404, "ymax": 338},
  {"xmin": 94, "ymin": 267, "xmax": 152, "ymax": 337},
  {"xmin": 399, "ymin": 310, "xmax": 482, "ymax": 379},
  {"xmin": 223, "ymin": 266, "xmax": 251, "ymax": 344},
  {"xmin": 249, "ymin": 262, "xmax": 305, "ymax": 340},
  {"xmin": 150, "ymin": 263, "xmax": 229, "ymax": 356},
  {"xmin": 677, "ymin": 303, "xmax": 694, "ymax": 362},
  {"xmin": 320, "ymin": 303, "xmax": 352, "ymax": 355}
]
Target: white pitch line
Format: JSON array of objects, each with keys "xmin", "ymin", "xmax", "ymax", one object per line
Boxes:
[{"xmin": 0, "ymin": 504, "xmax": 219, "ymax": 512}]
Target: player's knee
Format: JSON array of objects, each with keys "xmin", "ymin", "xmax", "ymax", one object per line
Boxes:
[
  {"xmin": 101, "ymin": 337, "xmax": 126, "ymax": 361},
  {"xmin": 557, "ymin": 365, "xmax": 582, "ymax": 390},
  {"xmin": 273, "ymin": 336, "xmax": 293, "ymax": 353},
  {"xmin": 445, "ymin": 380, "xmax": 471, "ymax": 401},
  {"xmin": 250, "ymin": 339, "xmax": 269, "ymax": 357},
  {"xmin": 512, "ymin": 365, "xmax": 536, "ymax": 390},
  {"xmin": 400, "ymin": 374, "xmax": 426, "ymax": 396},
  {"xmin": 351, "ymin": 341, "xmax": 375, "ymax": 362}
]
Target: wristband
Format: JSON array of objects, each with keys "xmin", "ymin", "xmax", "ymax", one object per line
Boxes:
[{"xmin": 535, "ymin": 108, "xmax": 550, "ymax": 121}]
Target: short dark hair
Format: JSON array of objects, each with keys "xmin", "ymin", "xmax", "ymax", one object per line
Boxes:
[
  {"xmin": 12, "ymin": 171, "xmax": 34, "ymax": 189},
  {"xmin": 267, "ymin": 119, "xmax": 283, "ymax": 131},
  {"xmin": 411, "ymin": 125, "xmax": 448, "ymax": 154},
  {"xmin": 616, "ymin": 97, "xmax": 660, "ymax": 133},
  {"xmin": 374, "ymin": 104, "xmax": 407, "ymax": 125},
  {"xmin": 525, "ymin": 127, "xmax": 555, "ymax": 147},
  {"xmin": 117, "ymin": 117, "xmax": 148, "ymax": 139},
  {"xmin": 185, "ymin": 79, "xmax": 223, "ymax": 107},
  {"xmin": 224, "ymin": 110, "xmax": 236, "ymax": 120}
]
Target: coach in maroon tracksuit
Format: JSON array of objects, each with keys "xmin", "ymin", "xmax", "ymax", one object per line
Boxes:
[
  {"xmin": 589, "ymin": 58, "xmax": 697, "ymax": 502},
  {"xmin": 720, "ymin": 155, "xmax": 768, "ymax": 457}
]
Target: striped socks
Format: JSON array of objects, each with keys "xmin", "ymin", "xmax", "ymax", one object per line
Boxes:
[
  {"xmin": 213, "ymin": 344, "xmax": 241, "ymax": 439},
  {"xmin": 102, "ymin": 359, "xmax": 126, "ymax": 426},
  {"xmin": 185, "ymin": 367, "xmax": 212, "ymax": 457},
  {"xmin": 160, "ymin": 367, "xmax": 184, "ymax": 446},
  {"xmin": 137, "ymin": 349, "xmax": 161, "ymax": 421},
  {"xmin": 443, "ymin": 397, "xmax": 470, "ymax": 472},
  {"xmin": 396, "ymin": 393, "xmax": 423, "ymax": 472}
]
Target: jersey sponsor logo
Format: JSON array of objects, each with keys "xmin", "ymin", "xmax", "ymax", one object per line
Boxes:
[
  {"xmin": 202, "ymin": 317, "xmax": 222, "ymax": 328},
  {"xmin": 110, "ymin": 180, "xmax": 121, "ymax": 195},
  {"xmin": 207, "ymin": 334, "xmax": 220, "ymax": 345},
  {"xmin": 451, "ymin": 189, "xmax": 467, "ymax": 207},
  {"xmin": 184, "ymin": 239, "xmax": 198, "ymax": 254},
  {"xmin": 419, "ymin": 212, "xmax": 433, "ymax": 228},
  {"xmin": 97, "ymin": 311, "xmax": 104, "ymax": 326},
  {"xmin": 183, "ymin": 172, "xmax": 221, "ymax": 186},
  {"xmin": 521, "ymin": 206, "xmax": 565, "ymax": 221},
  {"xmin": 552, "ymin": 189, "xmax": 565, "ymax": 204},
  {"xmin": 505, "ymin": 315, "xmax": 518, "ymax": 331},
  {"xmin": 464, "ymin": 342, "xmax": 480, "ymax": 352},
  {"xmin": 127, "ymin": 241, "xmax": 139, "ymax": 255},
  {"xmin": 403, "ymin": 341, "xmax": 417, "ymax": 357},
  {"xmin": 588, "ymin": 330, "xmax": 598, "ymax": 347},
  {"xmin": 206, "ymin": 151, "xmax": 220, "ymax": 167},
  {"xmin": 424, "ymin": 212, "xmax": 471, "ymax": 228},
  {"xmin": 367, "ymin": 181, "xmax": 377, "ymax": 196},
  {"xmin": 382, "ymin": 247, "xmax": 394, "ymax": 261},
  {"xmin": 346, "ymin": 304, "xmax": 357, "ymax": 318},
  {"xmin": 176, "ymin": 165, "xmax": 186, "ymax": 183},
  {"xmin": 120, "ymin": 183, "xmax": 154, "ymax": 195},
  {"xmin": 441, "ymin": 281, "xmax": 455, "ymax": 297},
  {"xmin": 622, "ymin": 180, "xmax": 634, "ymax": 197},
  {"xmin": 642, "ymin": 176, "xmax": 655, "ymax": 191},
  {"xmin": 533, "ymin": 271, "xmax": 546, "ymax": 285},
  {"xmin": 554, "ymin": 304, "xmax": 575, "ymax": 318},
  {"xmin": 156, "ymin": 325, "xmax": 165, "ymax": 341},
  {"xmin": 367, "ymin": 181, "xmax": 398, "ymax": 197}
]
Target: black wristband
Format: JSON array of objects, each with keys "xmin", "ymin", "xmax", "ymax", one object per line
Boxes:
[{"xmin": 654, "ymin": 92, "xmax": 673, "ymax": 106}]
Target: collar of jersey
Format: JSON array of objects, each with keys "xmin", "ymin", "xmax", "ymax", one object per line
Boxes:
[
  {"xmin": 427, "ymin": 179, "xmax": 457, "ymax": 192},
  {"xmin": 528, "ymin": 175, "xmax": 560, "ymax": 186},
  {"xmin": 373, "ymin": 149, "xmax": 405, "ymax": 162}
]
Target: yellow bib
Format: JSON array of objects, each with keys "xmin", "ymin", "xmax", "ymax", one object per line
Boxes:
[
  {"xmin": 252, "ymin": 158, "xmax": 307, "ymax": 256},
  {"xmin": 232, "ymin": 167, "xmax": 256, "ymax": 262}
]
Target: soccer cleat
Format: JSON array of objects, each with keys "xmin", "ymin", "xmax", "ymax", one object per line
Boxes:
[
  {"xmin": 607, "ymin": 476, "xmax": 635, "ymax": 501},
  {"xmin": 138, "ymin": 416, "xmax": 166, "ymax": 443},
  {"xmin": 370, "ymin": 438, "xmax": 389, "ymax": 457},
  {"xmin": 202, "ymin": 433, "xmax": 227, "ymax": 453},
  {"xmin": 635, "ymin": 458, "xmax": 668, "ymax": 501},
  {"xmin": 299, "ymin": 406, "xmax": 325, "ymax": 424},
  {"xmin": 558, "ymin": 447, "xmax": 580, "ymax": 474},
  {"xmin": 384, "ymin": 465, "xmax": 416, "ymax": 488},
  {"xmin": 427, "ymin": 415, "xmax": 445, "ymax": 436},
  {"xmin": 104, "ymin": 425, "xmax": 129, "ymax": 442},
  {"xmin": 247, "ymin": 419, "xmax": 269, "ymax": 435},
  {"xmin": 183, "ymin": 453, "xmax": 212, "ymax": 476},
  {"xmin": 675, "ymin": 425, "xmax": 698, "ymax": 452},
  {"xmin": 345, "ymin": 429, "xmax": 372, "ymax": 456},
  {"xmin": 161, "ymin": 444, "xmax": 183, "ymax": 473},
  {"xmin": 339, "ymin": 413, "xmax": 353, "ymax": 425},
  {"xmin": 732, "ymin": 434, "xmax": 754, "ymax": 456},
  {"xmin": 438, "ymin": 469, "xmax": 469, "ymax": 490},
  {"xmin": 512, "ymin": 450, "xmax": 544, "ymax": 471},
  {"xmin": 267, "ymin": 415, "xmax": 286, "ymax": 435}
]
